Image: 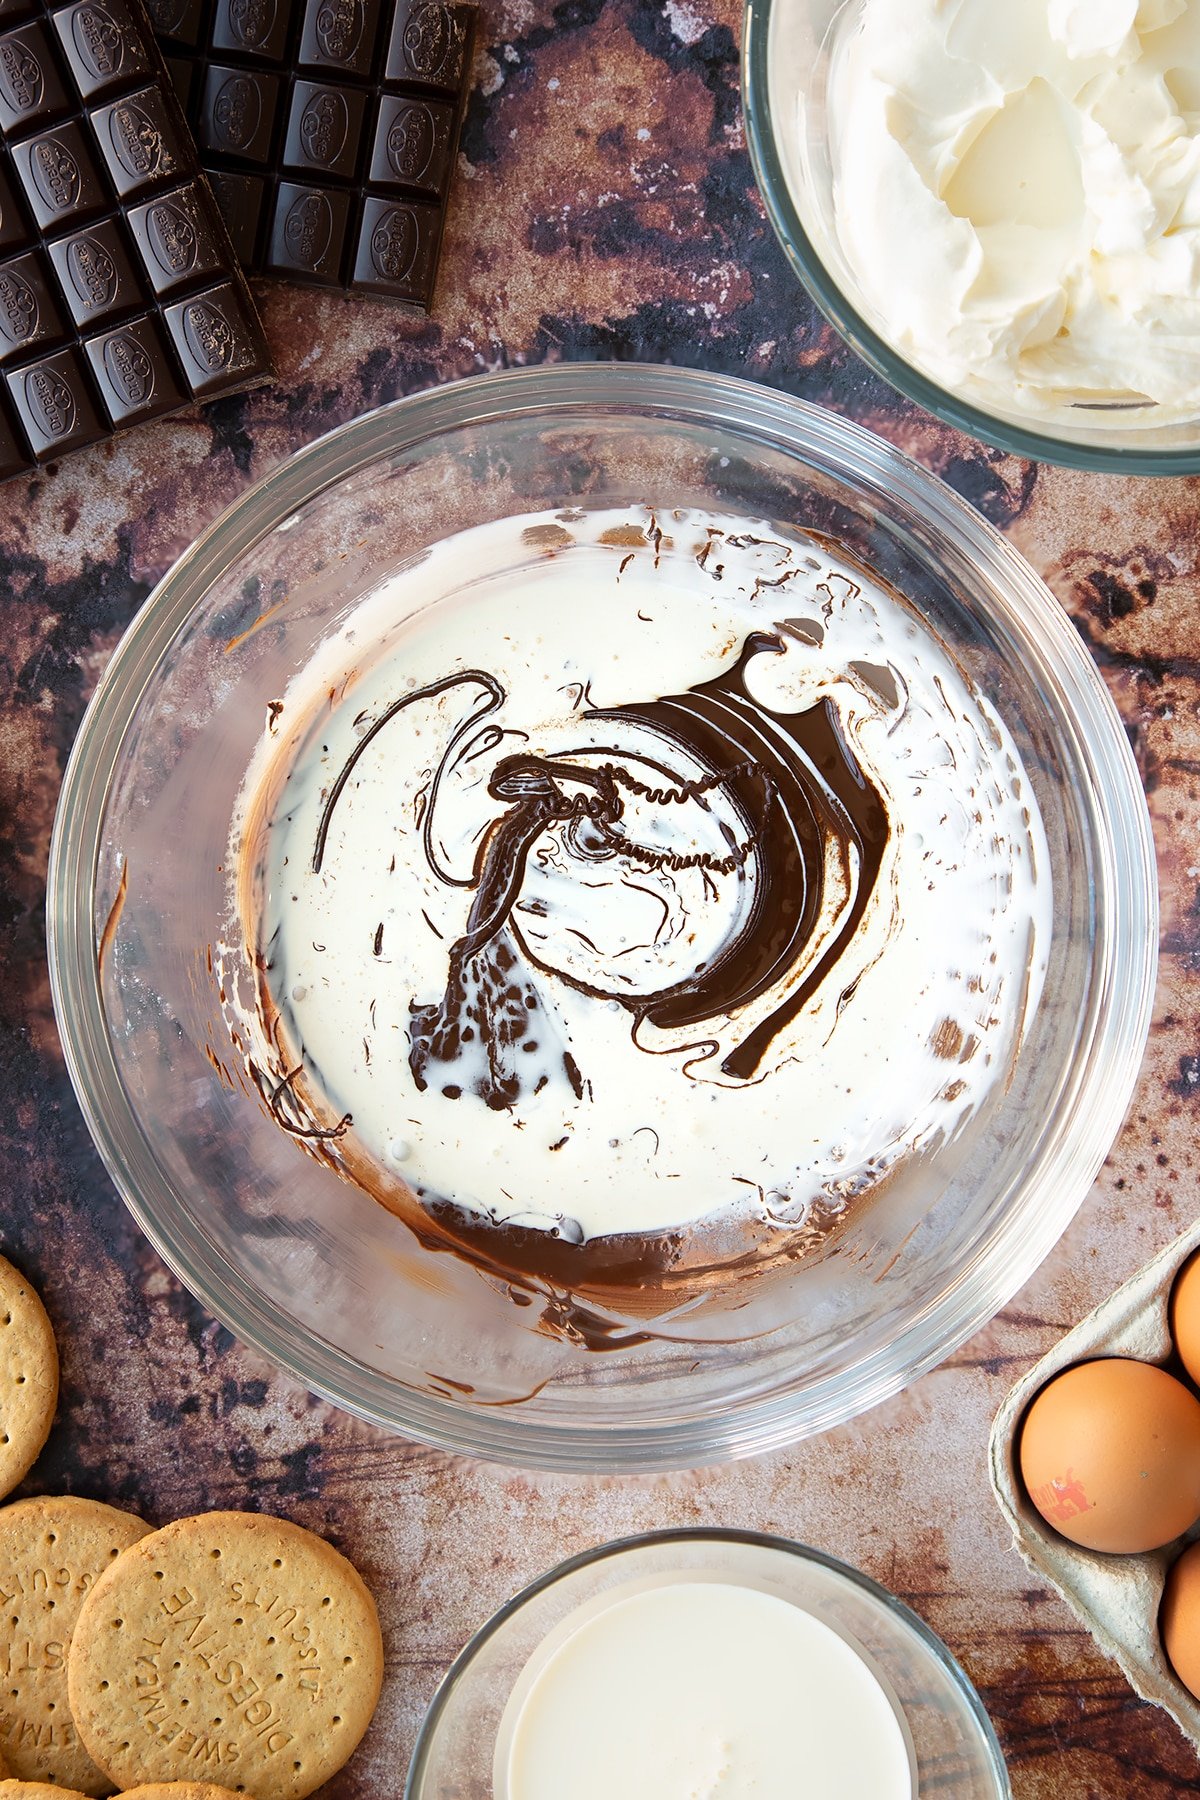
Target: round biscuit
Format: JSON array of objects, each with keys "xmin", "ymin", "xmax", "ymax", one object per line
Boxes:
[
  {"xmin": 67, "ymin": 1512, "xmax": 382, "ymax": 1800},
  {"xmin": 118, "ymin": 1789, "xmax": 249, "ymax": 1799},
  {"xmin": 0, "ymin": 1783, "xmax": 90, "ymax": 1796},
  {"xmin": 0, "ymin": 1260, "xmax": 58, "ymax": 1501},
  {"xmin": 0, "ymin": 1497, "xmax": 151, "ymax": 1794}
]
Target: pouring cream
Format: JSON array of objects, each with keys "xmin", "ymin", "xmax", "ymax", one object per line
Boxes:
[
  {"xmin": 495, "ymin": 1579, "xmax": 916, "ymax": 1800},
  {"xmin": 223, "ymin": 505, "xmax": 1049, "ymax": 1305}
]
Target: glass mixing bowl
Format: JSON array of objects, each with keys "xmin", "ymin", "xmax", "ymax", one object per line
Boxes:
[
  {"xmin": 48, "ymin": 363, "xmax": 1156, "ymax": 1471},
  {"xmin": 743, "ymin": 0, "xmax": 1200, "ymax": 474},
  {"xmin": 406, "ymin": 1530, "xmax": 1010, "ymax": 1799}
]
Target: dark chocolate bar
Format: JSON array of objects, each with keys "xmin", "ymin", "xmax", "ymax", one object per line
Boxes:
[
  {"xmin": 148, "ymin": 0, "xmax": 475, "ymax": 309},
  {"xmin": 0, "ymin": 0, "xmax": 271, "ymax": 479}
]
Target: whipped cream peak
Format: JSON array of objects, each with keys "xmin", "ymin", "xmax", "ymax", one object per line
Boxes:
[
  {"xmin": 1049, "ymin": 0, "xmax": 1138, "ymax": 59},
  {"xmin": 828, "ymin": 0, "xmax": 1200, "ymax": 421}
]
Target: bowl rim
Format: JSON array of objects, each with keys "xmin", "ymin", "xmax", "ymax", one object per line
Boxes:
[
  {"xmin": 46, "ymin": 361, "xmax": 1159, "ymax": 1471},
  {"xmin": 403, "ymin": 1526, "xmax": 1012, "ymax": 1798},
  {"xmin": 741, "ymin": 0, "xmax": 1200, "ymax": 476}
]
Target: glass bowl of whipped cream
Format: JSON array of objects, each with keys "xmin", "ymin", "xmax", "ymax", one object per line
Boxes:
[
  {"xmin": 49, "ymin": 363, "xmax": 1155, "ymax": 1470},
  {"xmin": 407, "ymin": 1530, "xmax": 1009, "ymax": 1798},
  {"xmin": 744, "ymin": 0, "xmax": 1200, "ymax": 471}
]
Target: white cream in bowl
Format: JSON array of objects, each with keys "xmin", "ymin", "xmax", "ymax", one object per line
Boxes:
[{"xmin": 826, "ymin": 0, "xmax": 1200, "ymax": 424}]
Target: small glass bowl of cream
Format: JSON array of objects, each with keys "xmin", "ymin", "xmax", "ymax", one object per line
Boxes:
[
  {"xmin": 744, "ymin": 0, "xmax": 1200, "ymax": 472},
  {"xmin": 406, "ymin": 1529, "xmax": 1010, "ymax": 1799}
]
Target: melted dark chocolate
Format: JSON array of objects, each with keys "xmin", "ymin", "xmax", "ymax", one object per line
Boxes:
[
  {"xmin": 312, "ymin": 633, "xmax": 890, "ymax": 1094},
  {"xmin": 595, "ymin": 632, "xmax": 888, "ymax": 1077},
  {"xmin": 319, "ymin": 632, "xmax": 887, "ymax": 1101}
]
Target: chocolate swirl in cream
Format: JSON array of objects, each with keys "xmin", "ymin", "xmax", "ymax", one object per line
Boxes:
[
  {"xmin": 225, "ymin": 506, "xmax": 1050, "ymax": 1323},
  {"xmin": 310, "ymin": 633, "xmax": 887, "ymax": 1117}
]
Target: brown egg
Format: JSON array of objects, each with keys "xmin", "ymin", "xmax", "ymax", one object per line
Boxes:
[
  {"xmin": 1170, "ymin": 1249, "xmax": 1200, "ymax": 1389},
  {"xmin": 1162, "ymin": 1540, "xmax": 1200, "ymax": 1699},
  {"xmin": 1019, "ymin": 1357, "xmax": 1200, "ymax": 1553}
]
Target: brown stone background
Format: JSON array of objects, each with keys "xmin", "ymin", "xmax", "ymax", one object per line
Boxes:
[{"xmin": 2, "ymin": 0, "xmax": 1200, "ymax": 1793}]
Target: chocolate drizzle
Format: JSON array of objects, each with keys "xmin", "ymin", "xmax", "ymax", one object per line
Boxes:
[
  {"xmin": 313, "ymin": 670, "xmax": 504, "ymax": 879},
  {"xmin": 315, "ymin": 631, "xmax": 888, "ymax": 1111},
  {"xmin": 596, "ymin": 632, "xmax": 889, "ymax": 1078}
]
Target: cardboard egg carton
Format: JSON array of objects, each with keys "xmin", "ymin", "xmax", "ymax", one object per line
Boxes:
[{"xmin": 989, "ymin": 1218, "xmax": 1200, "ymax": 1747}]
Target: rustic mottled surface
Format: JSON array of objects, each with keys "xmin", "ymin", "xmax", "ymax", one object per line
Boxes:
[{"xmin": 2, "ymin": 1, "xmax": 1199, "ymax": 1793}]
